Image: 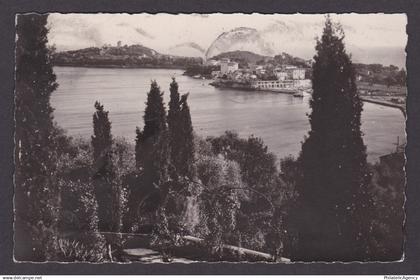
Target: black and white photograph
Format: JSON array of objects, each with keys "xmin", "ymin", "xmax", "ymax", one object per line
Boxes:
[{"xmin": 14, "ymin": 13, "xmax": 407, "ymax": 263}]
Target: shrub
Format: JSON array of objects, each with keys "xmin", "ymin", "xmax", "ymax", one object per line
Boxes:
[{"xmin": 57, "ymin": 237, "xmax": 107, "ymax": 262}]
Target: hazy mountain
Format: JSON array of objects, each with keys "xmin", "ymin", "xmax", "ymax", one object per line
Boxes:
[
  {"xmin": 205, "ymin": 27, "xmax": 275, "ymax": 60},
  {"xmin": 204, "ymin": 24, "xmax": 319, "ymax": 61},
  {"xmin": 204, "ymin": 22, "xmax": 406, "ymax": 68}
]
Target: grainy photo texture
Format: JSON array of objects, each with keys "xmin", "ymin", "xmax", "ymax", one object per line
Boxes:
[{"xmin": 14, "ymin": 13, "xmax": 406, "ymax": 263}]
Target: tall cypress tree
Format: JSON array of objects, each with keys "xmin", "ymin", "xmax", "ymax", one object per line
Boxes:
[
  {"xmin": 135, "ymin": 81, "xmax": 167, "ymax": 168},
  {"xmin": 167, "ymin": 78, "xmax": 181, "ymax": 176},
  {"xmin": 135, "ymin": 81, "xmax": 169, "ymax": 187},
  {"xmin": 167, "ymin": 79, "xmax": 195, "ymax": 178},
  {"xmin": 168, "ymin": 78, "xmax": 180, "ymax": 135},
  {"xmin": 91, "ymin": 101, "xmax": 115, "ymax": 231},
  {"xmin": 177, "ymin": 93, "xmax": 195, "ymax": 178},
  {"xmin": 295, "ymin": 16, "xmax": 373, "ymax": 261},
  {"xmin": 15, "ymin": 14, "xmax": 60, "ymax": 261},
  {"xmin": 152, "ymin": 82, "xmax": 195, "ymax": 256},
  {"xmin": 92, "ymin": 101, "xmax": 113, "ymax": 177}
]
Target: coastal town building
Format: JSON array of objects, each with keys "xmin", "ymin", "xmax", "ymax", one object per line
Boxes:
[
  {"xmin": 282, "ymin": 65, "xmax": 306, "ymax": 80},
  {"xmin": 274, "ymin": 66, "xmax": 306, "ymax": 80},
  {"xmin": 252, "ymin": 80, "xmax": 295, "ymax": 91},
  {"xmin": 275, "ymin": 70, "xmax": 288, "ymax": 81},
  {"xmin": 293, "ymin": 79, "xmax": 311, "ymax": 88},
  {"xmin": 211, "ymin": 58, "xmax": 311, "ymax": 93},
  {"xmin": 220, "ymin": 59, "xmax": 239, "ymax": 74},
  {"xmin": 251, "ymin": 79, "xmax": 311, "ymax": 92},
  {"xmin": 291, "ymin": 68, "xmax": 306, "ymax": 80}
]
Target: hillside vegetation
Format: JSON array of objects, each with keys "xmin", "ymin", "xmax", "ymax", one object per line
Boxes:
[{"xmin": 52, "ymin": 44, "xmax": 202, "ymax": 68}]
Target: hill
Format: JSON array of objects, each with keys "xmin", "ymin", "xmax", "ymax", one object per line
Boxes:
[
  {"xmin": 210, "ymin": 50, "xmax": 310, "ymax": 68},
  {"xmin": 272, "ymin": 52, "xmax": 310, "ymax": 68},
  {"xmin": 52, "ymin": 44, "xmax": 202, "ymax": 69},
  {"xmin": 210, "ymin": 50, "xmax": 271, "ymax": 66}
]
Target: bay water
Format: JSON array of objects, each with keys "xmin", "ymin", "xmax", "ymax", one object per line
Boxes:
[{"xmin": 51, "ymin": 67, "xmax": 406, "ymax": 163}]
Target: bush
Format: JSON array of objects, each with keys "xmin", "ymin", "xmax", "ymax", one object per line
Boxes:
[
  {"xmin": 55, "ymin": 137, "xmax": 109, "ymax": 262},
  {"xmin": 57, "ymin": 237, "xmax": 107, "ymax": 262},
  {"xmin": 195, "ymin": 154, "xmax": 243, "ymax": 258},
  {"xmin": 368, "ymin": 152, "xmax": 404, "ymax": 260},
  {"xmin": 207, "ymin": 131, "xmax": 281, "ymax": 252}
]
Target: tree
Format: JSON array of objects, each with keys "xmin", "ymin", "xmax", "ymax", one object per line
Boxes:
[
  {"xmin": 91, "ymin": 101, "xmax": 115, "ymax": 232},
  {"xmin": 129, "ymin": 82, "xmax": 169, "ymax": 231},
  {"xmin": 167, "ymin": 78, "xmax": 181, "ymax": 176},
  {"xmin": 15, "ymin": 14, "xmax": 60, "ymax": 261},
  {"xmin": 385, "ymin": 75, "xmax": 396, "ymax": 88},
  {"xmin": 177, "ymin": 94, "xmax": 195, "ymax": 178},
  {"xmin": 368, "ymin": 152, "xmax": 404, "ymax": 261},
  {"xmin": 147, "ymin": 80, "xmax": 196, "ymax": 258},
  {"xmin": 56, "ymin": 140, "xmax": 108, "ymax": 261},
  {"xmin": 395, "ymin": 69, "xmax": 407, "ymax": 86},
  {"xmin": 278, "ymin": 156, "xmax": 301, "ymax": 258},
  {"xmin": 168, "ymin": 78, "xmax": 180, "ymax": 136},
  {"xmin": 167, "ymin": 79, "xmax": 195, "ymax": 179},
  {"xmin": 295, "ymin": 16, "xmax": 373, "ymax": 261},
  {"xmin": 208, "ymin": 132, "xmax": 280, "ymax": 252},
  {"xmin": 135, "ymin": 81, "xmax": 167, "ymax": 171},
  {"xmin": 195, "ymin": 155, "xmax": 243, "ymax": 259},
  {"xmin": 92, "ymin": 101, "xmax": 113, "ymax": 177}
]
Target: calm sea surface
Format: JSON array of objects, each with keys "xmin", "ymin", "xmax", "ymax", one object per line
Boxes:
[{"xmin": 51, "ymin": 67, "xmax": 406, "ymax": 163}]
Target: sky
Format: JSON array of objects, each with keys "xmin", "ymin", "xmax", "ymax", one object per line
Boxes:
[{"xmin": 47, "ymin": 13, "xmax": 407, "ymax": 67}]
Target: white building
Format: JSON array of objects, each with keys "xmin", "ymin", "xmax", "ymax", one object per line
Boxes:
[
  {"xmin": 252, "ymin": 80, "xmax": 296, "ymax": 92},
  {"xmin": 220, "ymin": 59, "xmax": 239, "ymax": 74},
  {"xmin": 291, "ymin": 68, "xmax": 306, "ymax": 80},
  {"xmin": 275, "ymin": 70, "xmax": 288, "ymax": 81},
  {"xmin": 293, "ymin": 79, "xmax": 312, "ymax": 89},
  {"xmin": 274, "ymin": 65, "xmax": 306, "ymax": 80}
]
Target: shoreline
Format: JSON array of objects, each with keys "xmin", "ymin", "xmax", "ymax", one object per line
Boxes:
[
  {"xmin": 360, "ymin": 97, "xmax": 406, "ymax": 117},
  {"xmin": 53, "ymin": 64, "xmax": 186, "ymax": 70}
]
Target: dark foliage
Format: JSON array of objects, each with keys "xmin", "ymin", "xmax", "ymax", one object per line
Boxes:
[
  {"xmin": 354, "ymin": 63, "xmax": 407, "ymax": 87},
  {"xmin": 14, "ymin": 14, "xmax": 60, "ymax": 261},
  {"xmin": 209, "ymin": 131, "xmax": 278, "ymax": 192},
  {"xmin": 168, "ymin": 79, "xmax": 195, "ymax": 179},
  {"xmin": 167, "ymin": 78, "xmax": 181, "ymax": 177},
  {"xmin": 208, "ymin": 131, "xmax": 281, "ymax": 252},
  {"xmin": 56, "ymin": 140, "xmax": 108, "ymax": 261},
  {"xmin": 168, "ymin": 79, "xmax": 195, "ymax": 180},
  {"xmin": 368, "ymin": 152, "xmax": 405, "ymax": 260},
  {"xmin": 295, "ymin": 16, "xmax": 373, "ymax": 261},
  {"xmin": 147, "ymin": 80, "xmax": 196, "ymax": 260},
  {"xmin": 91, "ymin": 102, "xmax": 116, "ymax": 232},
  {"xmin": 278, "ymin": 156, "xmax": 302, "ymax": 258},
  {"xmin": 135, "ymin": 81, "xmax": 167, "ymax": 170},
  {"xmin": 130, "ymin": 81, "xmax": 170, "ymax": 233},
  {"xmin": 177, "ymin": 96, "xmax": 195, "ymax": 178},
  {"xmin": 92, "ymin": 101, "xmax": 114, "ymax": 177},
  {"xmin": 195, "ymin": 155, "xmax": 242, "ymax": 258}
]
